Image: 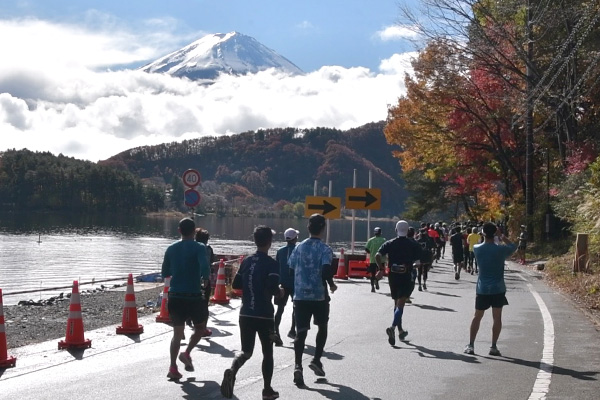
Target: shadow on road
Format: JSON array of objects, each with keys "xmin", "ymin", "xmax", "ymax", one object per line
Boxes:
[
  {"xmin": 411, "ymin": 303, "xmax": 456, "ymax": 312},
  {"xmin": 427, "ymin": 291, "xmax": 461, "ymax": 298},
  {"xmin": 195, "ymin": 338, "xmax": 236, "ymax": 358},
  {"xmin": 304, "ymin": 344, "xmax": 345, "ymax": 361},
  {"xmin": 404, "ymin": 342, "xmax": 481, "ymax": 364},
  {"xmin": 497, "ymin": 356, "xmax": 599, "ymax": 381},
  {"xmin": 180, "ymin": 378, "xmax": 223, "ymax": 399},
  {"xmin": 301, "ymin": 378, "xmax": 378, "ymax": 400}
]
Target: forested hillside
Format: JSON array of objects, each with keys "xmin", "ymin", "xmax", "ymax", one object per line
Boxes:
[
  {"xmin": 0, "ymin": 150, "xmax": 164, "ymax": 213},
  {"xmin": 101, "ymin": 122, "xmax": 406, "ymax": 217}
]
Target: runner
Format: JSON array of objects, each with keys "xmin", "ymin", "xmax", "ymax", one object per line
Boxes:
[
  {"xmin": 428, "ymin": 223, "xmax": 441, "ymax": 263},
  {"xmin": 376, "ymin": 220, "xmax": 421, "ymax": 345},
  {"xmin": 161, "ymin": 218, "xmax": 210, "ymax": 381},
  {"xmin": 273, "ymin": 227, "xmax": 299, "ymax": 346},
  {"xmin": 517, "ymin": 225, "xmax": 527, "ymax": 264},
  {"xmin": 288, "ymin": 214, "xmax": 334, "ymax": 387},
  {"xmin": 194, "ymin": 228, "xmax": 216, "ymax": 336},
  {"xmin": 365, "ymin": 227, "xmax": 386, "ymax": 293},
  {"xmin": 450, "ymin": 226, "xmax": 465, "ymax": 280},
  {"xmin": 464, "ymin": 222, "xmax": 517, "ymax": 356},
  {"xmin": 220, "ymin": 226, "xmax": 281, "ymax": 400},
  {"xmin": 416, "ymin": 227, "xmax": 435, "ymax": 291},
  {"xmin": 467, "ymin": 227, "xmax": 481, "ymax": 274},
  {"xmin": 463, "ymin": 227, "xmax": 472, "ymax": 273},
  {"xmin": 440, "ymin": 222, "xmax": 449, "ymax": 259}
]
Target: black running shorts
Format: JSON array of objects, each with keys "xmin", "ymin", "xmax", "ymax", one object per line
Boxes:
[
  {"xmin": 168, "ymin": 294, "xmax": 208, "ymax": 327},
  {"xmin": 367, "ymin": 263, "xmax": 379, "ymax": 275},
  {"xmin": 388, "ymin": 272, "xmax": 414, "ymax": 300},
  {"xmin": 274, "ymin": 286, "xmax": 293, "ymax": 307},
  {"xmin": 475, "ymin": 293, "xmax": 509, "ymax": 310},
  {"xmin": 294, "ymin": 300, "xmax": 329, "ymax": 333}
]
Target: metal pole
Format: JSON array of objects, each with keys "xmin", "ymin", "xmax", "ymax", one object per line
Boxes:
[
  {"xmin": 351, "ymin": 169, "xmax": 356, "ymax": 254},
  {"xmin": 327, "ymin": 180, "xmax": 332, "ymax": 245},
  {"xmin": 313, "ymin": 180, "xmax": 318, "ymax": 196},
  {"xmin": 525, "ymin": 0, "xmax": 535, "ymax": 241},
  {"xmin": 367, "ymin": 170, "xmax": 372, "ymax": 240},
  {"xmin": 546, "ymin": 149, "xmax": 551, "ymax": 240}
]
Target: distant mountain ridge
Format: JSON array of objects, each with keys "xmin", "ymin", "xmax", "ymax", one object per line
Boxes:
[
  {"xmin": 141, "ymin": 31, "xmax": 303, "ymax": 80},
  {"xmin": 101, "ymin": 122, "xmax": 406, "ymax": 217}
]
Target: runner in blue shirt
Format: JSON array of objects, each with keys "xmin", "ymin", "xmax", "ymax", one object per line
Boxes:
[
  {"xmin": 288, "ymin": 214, "xmax": 334, "ymax": 387},
  {"xmin": 273, "ymin": 227, "xmax": 299, "ymax": 346},
  {"xmin": 221, "ymin": 226, "xmax": 281, "ymax": 400},
  {"xmin": 464, "ymin": 222, "xmax": 517, "ymax": 356}
]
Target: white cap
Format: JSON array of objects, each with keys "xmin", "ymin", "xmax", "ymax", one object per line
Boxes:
[
  {"xmin": 284, "ymin": 228, "xmax": 299, "ymax": 240},
  {"xmin": 396, "ymin": 220, "xmax": 409, "ymax": 237}
]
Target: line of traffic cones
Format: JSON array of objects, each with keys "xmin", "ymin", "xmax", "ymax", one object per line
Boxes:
[
  {"xmin": 334, "ymin": 248, "xmax": 348, "ymax": 279},
  {"xmin": 211, "ymin": 259, "xmax": 230, "ymax": 304},
  {"xmin": 116, "ymin": 274, "xmax": 144, "ymax": 335},
  {"xmin": 0, "ymin": 288, "xmax": 16, "ymax": 368},
  {"xmin": 58, "ymin": 280, "xmax": 92, "ymax": 350},
  {"xmin": 156, "ymin": 276, "xmax": 171, "ymax": 324}
]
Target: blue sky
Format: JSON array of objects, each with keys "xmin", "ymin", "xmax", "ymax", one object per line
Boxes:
[{"xmin": 0, "ymin": 0, "xmax": 422, "ymax": 161}]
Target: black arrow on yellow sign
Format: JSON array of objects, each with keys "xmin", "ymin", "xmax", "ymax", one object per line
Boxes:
[
  {"xmin": 348, "ymin": 191, "xmax": 378, "ymax": 207},
  {"xmin": 308, "ymin": 200, "xmax": 337, "ymax": 215}
]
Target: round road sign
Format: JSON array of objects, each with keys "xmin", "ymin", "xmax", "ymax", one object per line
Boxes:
[
  {"xmin": 182, "ymin": 169, "xmax": 201, "ymax": 187},
  {"xmin": 184, "ymin": 189, "xmax": 201, "ymax": 208}
]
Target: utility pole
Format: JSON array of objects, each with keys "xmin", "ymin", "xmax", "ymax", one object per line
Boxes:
[{"xmin": 525, "ymin": 0, "xmax": 535, "ymax": 241}]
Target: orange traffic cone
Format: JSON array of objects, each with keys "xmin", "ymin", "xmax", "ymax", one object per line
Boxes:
[
  {"xmin": 0, "ymin": 288, "xmax": 16, "ymax": 368},
  {"xmin": 116, "ymin": 274, "xmax": 144, "ymax": 335},
  {"xmin": 231, "ymin": 256, "xmax": 244, "ymax": 298},
  {"xmin": 334, "ymin": 249, "xmax": 348, "ymax": 280},
  {"xmin": 58, "ymin": 281, "xmax": 92, "ymax": 350},
  {"xmin": 156, "ymin": 276, "xmax": 171, "ymax": 324},
  {"xmin": 211, "ymin": 259, "xmax": 230, "ymax": 304}
]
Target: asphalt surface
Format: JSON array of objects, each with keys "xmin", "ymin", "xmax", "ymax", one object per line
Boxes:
[{"xmin": 1, "ymin": 256, "xmax": 599, "ymax": 399}]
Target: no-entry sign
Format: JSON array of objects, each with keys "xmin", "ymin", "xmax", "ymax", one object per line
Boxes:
[{"xmin": 182, "ymin": 169, "xmax": 201, "ymax": 188}]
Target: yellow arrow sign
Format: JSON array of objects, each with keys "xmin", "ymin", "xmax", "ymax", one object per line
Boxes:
[
  {"xmin": 304, "ymin": 196, "xmax": 341, "ymax": 219},
  {"xmin": 345, "ymin": 188, "xmax": 381, "ymax": 210}
]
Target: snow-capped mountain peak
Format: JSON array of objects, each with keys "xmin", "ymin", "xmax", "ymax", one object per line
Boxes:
[{"xmin": 141, "ymin": 31, "xmax": 303, "ymax": 80}]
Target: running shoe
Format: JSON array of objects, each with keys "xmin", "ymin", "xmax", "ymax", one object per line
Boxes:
[
  {"xmin": 202, "ymin": 328, "xmax": 212, "ymax": 337},
  {"xmin": 371, "ymin": 287, "xmax": 375, "ymax": 293},
  {"xmin": 405, "ymin": 298, "xmax": 412, "ymax": 304},
  {"xmin": 167, "ymin": 366, "xmax": 182, "ymax": 380},
  {"xmin": 375, "ymin": 281, "xmax": 380, "ymax": 290},
  {"xmin": 398, "ymin": 330, "xmax": 409, "ymax": 341},
  {"xmin": 272, "ymin": 333, "xmax": 284, "ymax": 347},
  {"xmin": 464, "ymin": 344, "xmax": 474, "ymax": 355},
  {"xmin": 309, "ymin": 359, "xmax": 326, "ymax": 377},
  {"xmin": 287, "ymin": 330, "xmax": 296, "ymax": 339},
  {"xmin": 423, "ymin": 283, "xmax": 427, "ymax": 290},
  {"xmin": 489, "ymin": 347, "xmax": 502, "ymax": 356},
  {"xmin": 454, "ymin": 271, "xmax": 460, "ymax": 280},
  {"xmin": 178, "ymin": 352, "xmax": 194, "ymax": 372},
  {"xmin": 418, "ymin": 285, "xmax": 422, "ymax": 292},
  {"xmin": 262, "ymin": 387, "xmax": 280, "ymax": 400},
  {"xmin": 220, "ymin": 368, "xmax": 236, "ymax": 398},
  {"xmin": 293, "ymin": 365, "xmax": 304, "ymax": 386},
  {"xmin": 471, "ymin": 270, "xmax": 474, "ymax": 275},
  {"xmin": 386, "ymin": 327, "xmax": 396, "ymax": 346}
]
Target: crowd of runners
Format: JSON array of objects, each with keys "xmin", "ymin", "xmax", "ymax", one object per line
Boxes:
[{"xmin": 160, "ymin": 216, "xmax": 518, "ymax": 399}]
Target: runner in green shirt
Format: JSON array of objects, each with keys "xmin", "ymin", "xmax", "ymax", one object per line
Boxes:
[{"xmin": 365, "ymin": 227, "xmax": 386, "ymax": 293}]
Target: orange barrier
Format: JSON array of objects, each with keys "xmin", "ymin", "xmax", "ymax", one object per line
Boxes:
[
  {"xmin": 58, "ymin": 281, "xmax": 92, "ymax": 350},
  {"xmin": 231, "ymin": 256, "xmax": 244, "ymax": 298},
  {"xmin": 211, "ymin": 259, "xmax": 230, "ymax": 304},
  {"xmin": 156, "ymin": 276, "xmax": 171, "ymax": 324},
  {"xmin": 0, "ymin": 288, "xmax": 16, "ymax": 368},
  {"xmin": 348, "ymin": 258, "xmax": 369, "ymax": 279},
  {"xmin": 116, "ymin": 274, "xmax": 144, "ymax": 335},
  {"xmin": 334, "ymin": 248, "xmax": 348, "ymax": 280}
]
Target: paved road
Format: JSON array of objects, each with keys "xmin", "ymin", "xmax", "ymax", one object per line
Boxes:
[{"xmin": 1, "ymin": 256, "xmax": 599, "ymax": 399}]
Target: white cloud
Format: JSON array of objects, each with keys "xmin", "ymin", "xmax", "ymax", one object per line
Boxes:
[
  {"xmin": 376, "ymin": 25, "xmax": 419, "ymax": 41},
  {"xmin": 0, "ymin": 18, "xmax": 414, "ymax": 162},
  {"xmin": 379, "ymin": 52, "xmax": 417, "ymax": 75},
  {"xmin": 296, "ymin": 20, "xmax": 314, "ymax": 30}
]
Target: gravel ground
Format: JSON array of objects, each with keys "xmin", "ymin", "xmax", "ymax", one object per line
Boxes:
[{"xmin": 3, "ymin": 286, "xmax": 163, "ymax": 349}]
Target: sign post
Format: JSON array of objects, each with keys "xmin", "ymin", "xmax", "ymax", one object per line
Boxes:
[{"xmin": 182, "ymin": 169, "xmax": 202, "ymax": 213}]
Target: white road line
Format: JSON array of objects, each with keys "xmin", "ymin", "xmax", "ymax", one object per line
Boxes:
[{"xmin": 524, "ymin": 279, "xmax": 555, "ymax": 400}]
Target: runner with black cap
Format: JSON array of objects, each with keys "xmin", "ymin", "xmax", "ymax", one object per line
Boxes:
[
  {"xmin": 376, "ymin": 220, "xmax": 422, "ymax": 345},
  {"xmin": 273, "ymin": 227, "xmax": 299, "ymax": 346}
]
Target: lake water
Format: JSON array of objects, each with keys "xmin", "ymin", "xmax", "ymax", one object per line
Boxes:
[{"xmin": 0, "ymin": 212, "xmax": 399, "ymax": 304}]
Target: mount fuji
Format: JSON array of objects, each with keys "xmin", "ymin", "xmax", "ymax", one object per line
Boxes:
[{"xmin": 141, "ymin": 31, "xmax": 304, "ymax": 80}]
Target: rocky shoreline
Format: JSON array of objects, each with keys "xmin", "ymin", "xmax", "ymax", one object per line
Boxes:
[{"xmin": 3, "ymin": 286, "xmax": 163, "ymax": 349}]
